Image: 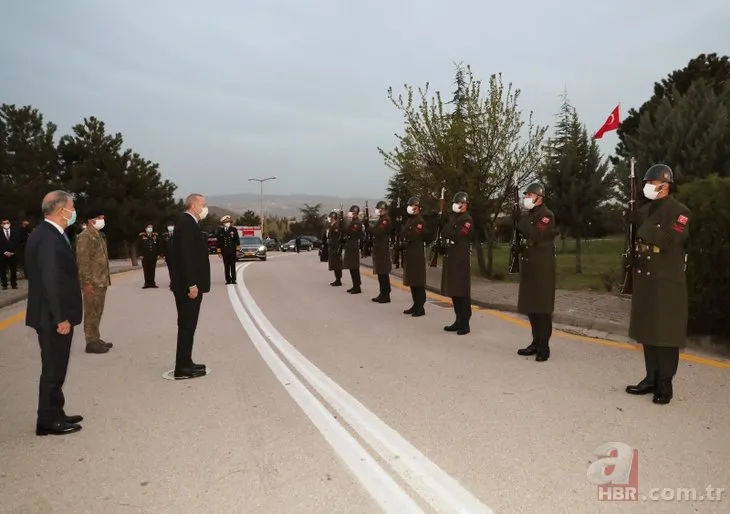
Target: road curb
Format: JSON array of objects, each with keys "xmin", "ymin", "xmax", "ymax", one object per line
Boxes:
[{"xmin": 0, "ymin": 263, "xmax": 164, "ymax": 310}]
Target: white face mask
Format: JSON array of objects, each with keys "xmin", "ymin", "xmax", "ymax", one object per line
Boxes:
[
  {"xmin": 93, "ymin": 219, "xmax": 105, "ymax": 230},
  {"xmin": 346, "ymin": 212, "xmax": 354, "ymax": 219},
  {"xmin": 522, "ymin": 197, "xmax": 535, "ymax": 210},
  {"xmin": 2, "ymin": 224, "xmax": 9, "ymax": 230},
  {"xmin": 406, "ymin": 205, "xmax": 416, "ymax": 215},
  {"xmin": 373, "ymin": 208, "xmax": 381, "ymax": 217},
  {"xmin": 643, "ymin": 183, "xmax": 661, "ymax": 200},
  {"xmin": 167, "ymin": 226, "xmax": 174, "ymax": 232},
  {"xmin": 199, "ymin": 206, "xmax": 209, "ymax": 219},
  {"xmin": 146, "ymin": 227, "xmax": 153, "ymax": 233},
  {"xmin": 452, "ymin": 203, "xmax": 462, "ymax": 213},
  {"xmin": 224, "ymin": 223, "xmax": 231, "ymax": 229}
]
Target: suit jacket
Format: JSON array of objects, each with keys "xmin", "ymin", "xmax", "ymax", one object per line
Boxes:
[
  {"xmin": 1, "ymin": 226, "xmax": 22, "ymax": 254},
  {"xmin": 169, "ymin": 212, "xmax": 210, "ymax": 294},
  {"xmin": 75, "ymin": 227, "xmax": 111, "ymax": 287},
  {"xmin": 25, "ymin": 220, "xmax": 83, "ymax": 330}
]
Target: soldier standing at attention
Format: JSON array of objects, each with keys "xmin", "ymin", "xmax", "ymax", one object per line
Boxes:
[
  {"xmin": 327, "ymin": 210, "xmax": 344, "ymax": 286},
  {"xmin": 625, "ymin": 164, "xmax": 690, "ymax": 405},
  {"xmin": 441, "ymin": 192, "xmax": 474, "ymax": 335},
  {"xmin": 161, "ymin": 222, "xmax": 175, "ymax": 289},
  {"xmin": 216, "ymin": 215, "xmax": 240, "ymax": 285},
  {"xmin": 400, "ymin": 197, "xmax": 427, "ymax": 317},
  {"xmin": 515, "ymin": 183, "xmax": 557, "ymax": 361},
  {"xmin": 369, "ymin": 200, "xmax": 392, "ymax": 303},
  {"xmin": 75, "ymin": 211, "xmax": 112, "ymax": 354},
  {"xmin": 138, "ymin": 224, "xmax": 159, "ymax": 288},
  {"xmin": 343, "ymin": 205, "xmax": 363, "ymax": 294}
]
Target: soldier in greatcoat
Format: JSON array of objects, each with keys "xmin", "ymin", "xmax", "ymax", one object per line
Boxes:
[
  {"xmin": 515, "ymin": 182, "xmax": 558, "ymax": 361},
  {"xmin": 368, "ymin": 200, "xmax": 392, "ymax": 303},
  {"xmin": 342, "ymin": 205, "xmax": 363, "ymax": 294},
  {"xmin": 400, "ymin": 197, "xmax": 427, "ymax": 317},
  {"xmin": 625, "ymin": 164, "xmax": 690, "ymax": 405},
  {"xmin": 327, "ymin": 210, "xmax": 343, "ymax": 286},
  {"xmin": 440, "ymin": 192, "xmax": 474, "ymax": 335}
]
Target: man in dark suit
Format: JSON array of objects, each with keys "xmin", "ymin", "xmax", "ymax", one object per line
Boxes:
[
  {"xmin": 169, "ymin": 193, "xmax": 211, "ymax": 379},
  {"xmin": 25, "ymin": 191, "xmax": 84, "ymax": 436},
  {"xmin": 1, "ymin": 218, "xmax": 22, "ymax": 289}
]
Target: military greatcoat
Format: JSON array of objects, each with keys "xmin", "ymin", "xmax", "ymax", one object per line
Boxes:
[
  {"xmin": 328, "ymin": 223, "xmax": 343, "ymax": 271},
  {"xmin": 516, "ymin": 204, "xmax": 557, "ymax": 314},
  {"xmin": 369, "ymin": 214, "xmax": 392, "ymax": 275},
  {"xmin": 342, "ymin": 218, "xmax": 362, "ymax": 270},
  {"xmin": 400, "ymin": 215, "xmax": 426, "ymax": 287},
  {"xmin": 440, "ymin": 212, "xmax": 474, "ymax": 298}
]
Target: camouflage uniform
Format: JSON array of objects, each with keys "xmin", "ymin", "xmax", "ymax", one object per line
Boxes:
[{"xmin": 75, "ymin": 224, "xmax": 112, "ymax": 353}]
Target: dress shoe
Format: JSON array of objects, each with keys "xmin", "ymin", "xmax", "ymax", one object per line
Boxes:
[
  {"xmin": 371, "ymin": 295, "xmax": 383, "ymax": 302},
  {"xmin": 346, "ymin": 287, "xmax": 354, "ymax": 293},
  {"xmin": 652, "ymin": 379, "xmax": 673, "ymax": 404},
  {"xmin": 349, "ymin": 287, "xmax": 362, "ymax": 294},
  {"xmin": 457, "ymin": 327, "xmax": 470, "ymax": 335},
  {"xmin": 626, "ymin": 376, "xmax": 656, "ymax": 395},
  {"xmin": 63, "ymin": 414, "xmax": 83, "ymax": 424},
  {"xmin": 403, "ymin": 305, "xmax": 415, "ymax": 314},
  {"xmin": 411, "ymin": 307, "xmax": 425, "ymax": 317},
  {"xmin": 330, "ymin": 280, "xmax": 342, "ymax": 287},
  {"xmin": 232, "ymin": 280, "xmax": 237, "ymax": 285},
  {"xmin": 174, "ymin": 367, "xmax": 206, "ymax": 379},
  {"xmin": 36, "ymin": 421, "xmax": 82, "ymax": 436},
  {"xmin": 517, "ymin": 343, "xmax": 538, "ymax": 356},
  {"xmin": 85, "ymin": 341, "xmax": 109, "ymax": 354},
  {"xmin": 535, "ymin": 349, "xmax": 550, "ymax": 362},
  {"xmin": 444, "ymin": 322, "xmax": 459, "ymax": 332},
  {"xmin": 151, "ymin": 284, "xmax": 158, "ymax": 288},
  {"xmin": 376, "ymin": 296, "xmax": 391, "ymax": 303},
  {"xmin": 191, "ymin": 362, "xmax": 206, "ymax": 370}
]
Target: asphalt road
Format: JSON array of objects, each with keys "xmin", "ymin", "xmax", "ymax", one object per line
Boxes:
[{"xmin": 0, "ymin": 252, "xmax": 728, "ymax": 513}]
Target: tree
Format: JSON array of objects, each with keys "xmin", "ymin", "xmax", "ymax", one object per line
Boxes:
[
  {"xmin": 379, "ymin": 64, "xmax": 547, "ymax": 277},
  {"xmin": 0, "ymin": 104, "xmax": 60, "ymax": 221},
  {"xmin": 235, "ymin": 210, "xmax": 261, "ymax": 226},
  {"xmin": 542, "ymin": 94, "xmax": 614, "ymax": 272},
  {"xmin": 289, "ymin": 203, "xmax": 325, "ymax": 236}
]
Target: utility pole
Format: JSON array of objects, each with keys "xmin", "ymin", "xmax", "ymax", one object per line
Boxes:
[{"xmin": 247, "ymin": 176, "xmax": 276, "ymax": 237}]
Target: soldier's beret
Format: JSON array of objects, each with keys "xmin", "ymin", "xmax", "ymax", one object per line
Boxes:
[{"xmin": 85, "ymin": 209, "xmax": 104, "ymax": 220}]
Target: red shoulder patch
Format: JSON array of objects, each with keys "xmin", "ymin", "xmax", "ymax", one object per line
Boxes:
[
  {"xmin": 677, "ymin": 214, "xmax": 688, "ymax": 225},
  {"xmin": 672, "ymin": 223, "xmax": 685, "ymax": 233},
  {"xmin": 460, "ymin": 221, "xmax": 472, "ymax": 235},
  {"xmin": 414, "ymin": 223, "xmax": 423, "ymax": 234},
  {"xmin": 541, "ymin": 217, "xmax": 550, "ymax": 224},
  {"xmin": 380, "ymin": 219, "xmax": 388, "ymax": 226}
]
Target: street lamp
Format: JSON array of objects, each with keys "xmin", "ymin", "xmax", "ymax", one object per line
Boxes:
[{"xmin": 248, "ymin": 176, "xmax": 276, "ymax": 237}]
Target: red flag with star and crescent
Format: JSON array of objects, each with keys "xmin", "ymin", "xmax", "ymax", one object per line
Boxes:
[{"xmin": 593, "ymin": 105, "xmax": 620, "ymax": 139}]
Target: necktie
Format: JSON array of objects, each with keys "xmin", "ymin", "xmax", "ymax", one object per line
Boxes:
[
  {"xmin": 63, "ymin": 233, "xmax": 71, "ymax": 246},
  {"xmin": 4, "ymin": 230, "xmax": 8, "ymax": 240}
]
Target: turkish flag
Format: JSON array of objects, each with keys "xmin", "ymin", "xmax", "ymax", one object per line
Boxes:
[{"xmin": 593, "ymin": 105, "xmax": 620, "ymax": 139}]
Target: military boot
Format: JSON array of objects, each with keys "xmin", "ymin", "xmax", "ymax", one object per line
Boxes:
[
  {"xmin": 444, "ymin": 319, "xmax": 460, "ymax": 332},
  {"xmin": 517, "ymin": 343, "xmax": 538, "ymax": 356},
  {"xmin": 100, "ymin": 339, "xmax": 113, "ymax": 348},
  {"xmin": 85, "ymin": 341, "xmax": 109, "ymax": 354},
  {"xmin": 348, "ymin": 286, "xmax": 362, "ymax": 294},
  {"xmin": 535, "ymin": 346, "xmax": 550, "ymax": 362},
  {"xmin": 625, "ymin": 375, "xmax": 657, "ymax": 395},
  {"xmin": 652, "ymin": 379, "xmax": 673, "ymax": 404},
  {"xmin": 330, "ymin": 279, "xmax": 342, "ymax": 286},
  {"xmin": 403, "ymin": 305, "xmax": 415, "ymax": 314},
  {"xmin": 374, "ymin": 295, "xmax": 390, "ymax": 303}
]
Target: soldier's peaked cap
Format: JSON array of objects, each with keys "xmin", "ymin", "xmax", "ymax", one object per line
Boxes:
[{"xmin": 220, "ymin": 215, "xmax": 232, "ymax": 222}]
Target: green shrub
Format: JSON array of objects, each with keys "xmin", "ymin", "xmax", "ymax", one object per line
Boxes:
[{"xmin": 676, "ymin": 174, "xmax": 730, "ymax": 339}]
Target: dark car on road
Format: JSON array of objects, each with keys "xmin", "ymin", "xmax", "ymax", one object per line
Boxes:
[
  {"xmin": 280, "ymin": 238, "xmax": 313, "ymax": 252},
  {"xmin": 237, "ymin": 236, "xmax": 267, "ymax": 261}
]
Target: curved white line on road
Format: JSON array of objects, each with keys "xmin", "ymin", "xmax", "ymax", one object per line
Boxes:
[
  {"xmin": 235, "ymin": 264, "xmax": 493, "ymax": 514},
  {"xmin": 228, "ymin": 264, "xmax": 424, "ymax": 514}
]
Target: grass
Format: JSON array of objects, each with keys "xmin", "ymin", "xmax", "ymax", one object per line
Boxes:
[{"xmin": 471, "ymin": 237, "xmax": 626, "ymax": 292}]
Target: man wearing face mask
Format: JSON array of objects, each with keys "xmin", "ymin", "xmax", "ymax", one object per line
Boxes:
[
  {"xmin": 368, "ymin": 200, "xmax": 392, "ymax": 303},
  {"xmin": 343, "ymin": 205, "xmax": 363, "ymax": 294},
  {"xmin": 625, "ymin": 164, "xmax": 690, "ymax": 405},
  {"xmin": 161, "ymin": 222, "xmax": 175, "ymax": 289},
  {"xmin": 327, "ymin": 210, "xmax": 344, "ymax": 286},
  {"xmin": 216, "ymin": 215, "xmax": 240, "ymax": 284},
  {"xmin": 515, "ymin": 183, "xmax": 557, "ymax": 361},
  {"xmin": 1, "ymin": 218, "xmax": 21, "ymax": 290},
  {"xmin": 75, "ymin": 211, "xmax": 112, "ymax": 354},
  {"xmin": 441, "ymin": 192, "xmax": 474, "ymax": 334},
  {"xmin": 400, "ymin": 197, "xmax": 427, "ymax": 317},
  {"xmin": 138, "ymin": 224, "xmax": 160, "ymax": 288},
  {"xmin": 169, "ymin": 194, "xmax": 211, "ymax": 379}
]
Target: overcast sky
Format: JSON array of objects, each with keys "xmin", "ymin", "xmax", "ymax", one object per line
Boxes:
[{"xmin": 1, "ymin": 0, "xmax": 727, "ymax": 199}]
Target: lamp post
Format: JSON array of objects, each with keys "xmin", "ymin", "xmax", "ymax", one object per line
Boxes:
[{"xmin": 248, "ymin": 176, "xmax": 276, "ymax": 237}]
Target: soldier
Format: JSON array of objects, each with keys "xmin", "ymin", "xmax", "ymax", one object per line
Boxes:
[
  {"xmin": 161, "ymin": 221, "xmax": 175, "ymax": 289},
  {"xmin": 75, "ymin": 211, "xmax": 112, "ymax": 354},
  {"xmin": 369, "ymin": 200, "xmax": 392, "ymax": 303},
  {"xmin": 441, "ymin": 192, "xmax": 474, "ymax": 334},
  {"xmin": 343, "ymin": 205, "xmax": 363, "ymax": 294},
  {"xmin": 515, "ymin": 183, "xmax": 558, "ymax": 361},
  {"xmin": 216, "ymin": 215, "xmax": 240, "ymax": 284},
  {"xmin": 625, "ymin": 164, "xmax": 690, "ymax": 405},
  {"xmin": 319, "ymin": 224, "xmax": 329, "ymax": 262},
  {"xmin": 138, "ymin": 223, "xmax": 159, "ymax": 288},
  {"xmin": 400, "ymin": 197, "xmax": 427, "ymax": 317},
  {"xmin": 327, "ymin": 210, "xmax": 343, "ymax": 286}
]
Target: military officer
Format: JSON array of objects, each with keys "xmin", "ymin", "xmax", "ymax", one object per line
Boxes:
[
  {"xmin": 216, "ymin": 215, "xmax": 240, "ymax": 284},
  {"xmin": 369, "ymin": 200, "xmax": 392, "ymax": 303},
  {"xmin": 75, "ymin": 211, "xmax": 112, "ymax": 354},
  {"xmin": 327, "ymin": 210, "xmax": 344, "ymax": 286},
  {"xmin": 625, "ymin": 164, "xmax": 690, "ymax": 405},
  {"xmin": 400, "ymin": 197, "xmax": 427, "ymax": 317},
  {"xmin": 441, "ymin": 192, "xmax": 474, "ymax": 334},
  {"xmin": 320, "ymin": 225, "xmax": 329, "ymax": 262},
  {"xmin": 515, "ymin": 183, "xmax": 558, "ymax": 361},
  {"xmin": 343, "ymin": 205, "xmax": 363, "ymax": 294},
  {"xmin": 161, "ymin": 221, "xmax": 175, "ymax": 289},
  {"xmin": 138, "ymin": 224, "xmax": 159, "ymax": 288}
]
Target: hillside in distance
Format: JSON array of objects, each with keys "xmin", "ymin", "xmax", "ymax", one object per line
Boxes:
[{"xmin": 206, "ymin": 193, "xmax": 387, "ymax": 219}]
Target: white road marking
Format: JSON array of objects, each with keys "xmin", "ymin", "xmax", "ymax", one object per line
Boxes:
[
  {"xmin": 233, "ymin": 263, "xmax": 493, "ymax": 514},
  {"xmin": 227, "ymin": 266, "xmax": 424, "ymax": 514}
]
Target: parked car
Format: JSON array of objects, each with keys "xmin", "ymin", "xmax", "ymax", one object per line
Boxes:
[
  {"xmin": 237, "ymin": 236, "xmax": 267, "ymax": 261},
  {"xmin": 280, "ymin": 238, "xmax": 313, "ymax": 252},
  {"xmin": 302, "ymin": 235, "xmax": 322, "ymax": 248},
  {"xmin": 206, "ymin": 232, "xmax": 217, "ymax": 254}
]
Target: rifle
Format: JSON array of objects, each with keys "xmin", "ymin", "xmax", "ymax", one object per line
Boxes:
[
  {"xmin": 338, "ymin": 203, "xmax": 346, "ymax": 254},
  {"xmin": 619, "ymin": 157, "xmax": 637, "ymax": 295},
  {"xmin": 392, "ymin": 198, "xmax": 402, "ymax": 268},
  {"xmin": 428, "ymin": 182, "xmax": 447, "ymax": 267},
  {"xmin": 508, "ymin": 171, "xmax": 521, "ymax": 274},
  {"xmin": 361, "ymin": 201, "xmax": 373, "ymax": 257}
]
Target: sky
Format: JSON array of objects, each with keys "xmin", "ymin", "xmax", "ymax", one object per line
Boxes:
[{"xmin": 1, "ymin": 0, "xmax": 728, "ymax": 200}]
